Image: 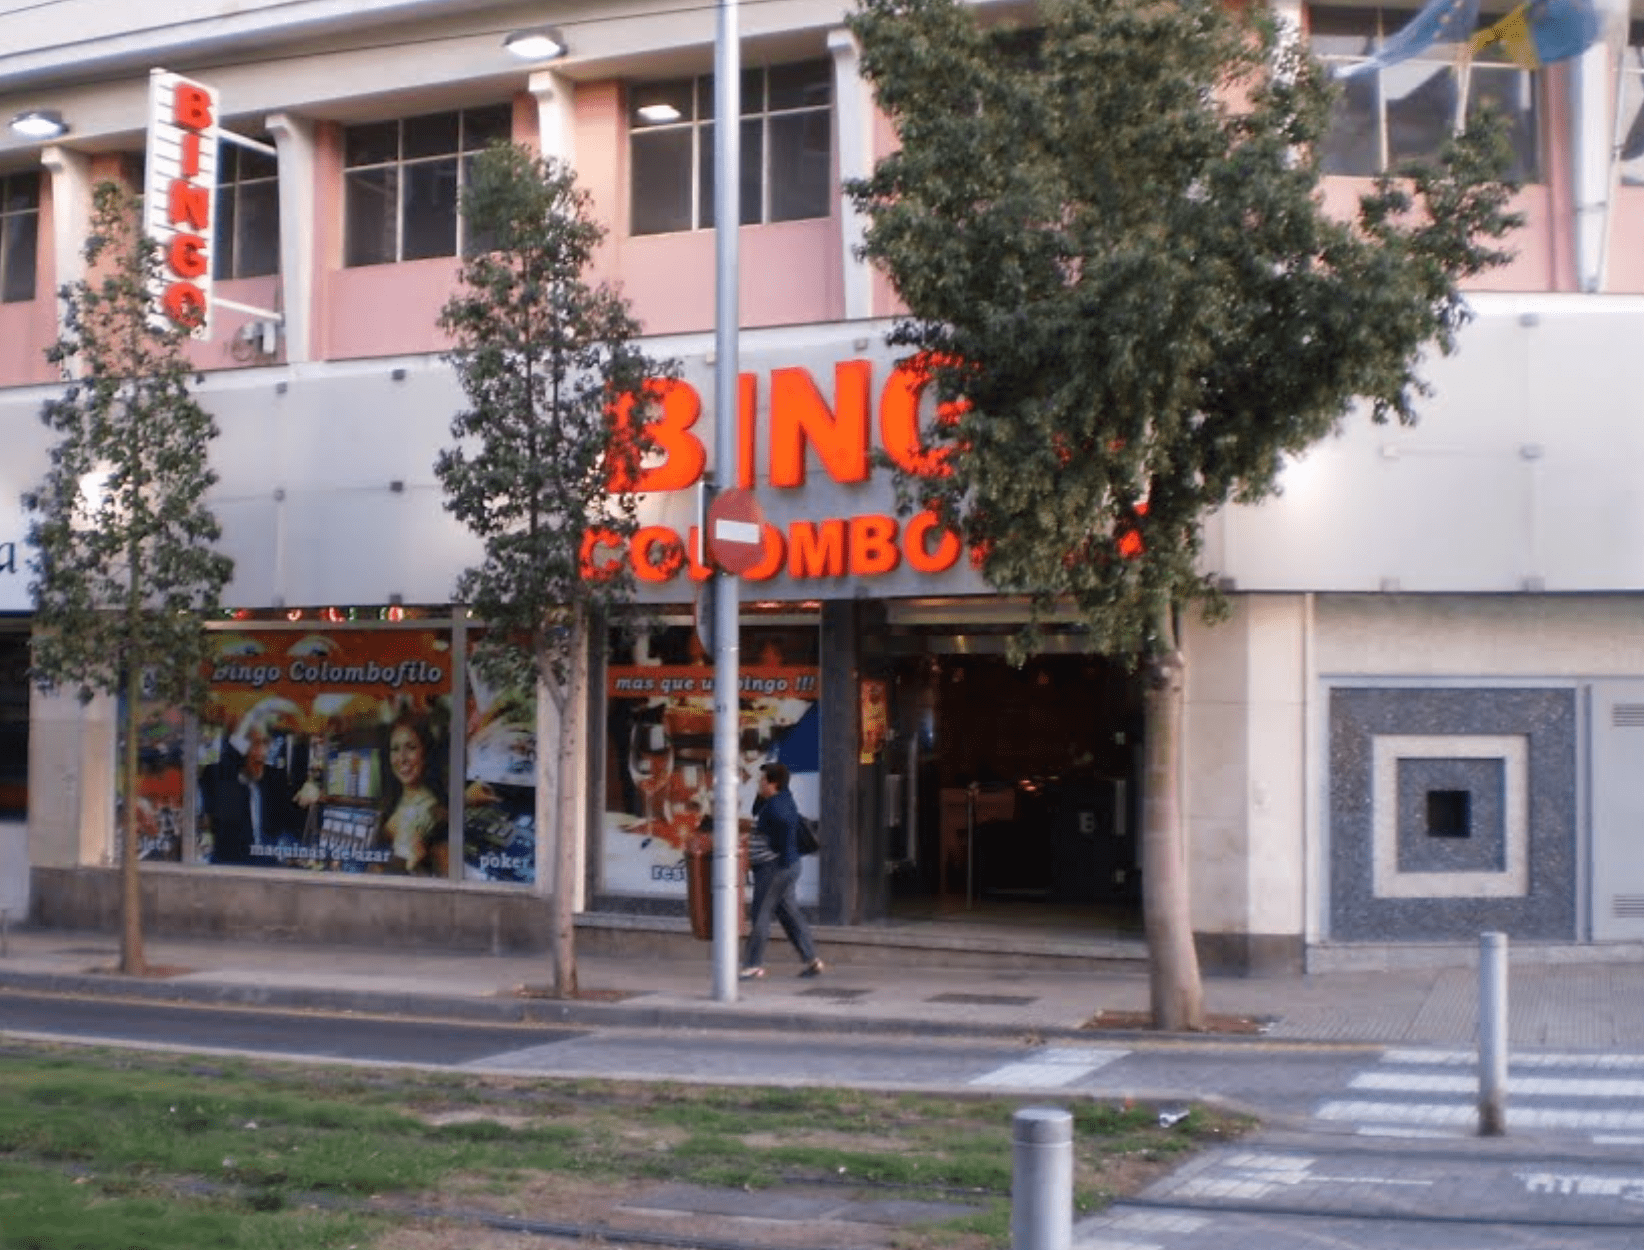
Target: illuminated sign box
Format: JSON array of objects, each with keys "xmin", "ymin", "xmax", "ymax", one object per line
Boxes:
[{"xmin": 143, "ymin": 68, "xmax": 219, "ymax": 338}]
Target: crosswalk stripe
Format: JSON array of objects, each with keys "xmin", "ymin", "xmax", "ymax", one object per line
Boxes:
[
  {"xmin": 1381, "ymin": 1047, "xmax": 1644, "ymax": 1069},
  {"xmin": 1317, "ymin": 1099, "xmax": 1644, "ymax": 1131},
  {"xmin": 1350, "ymin": 1071, "xmax": 1644, "ymax": 1098},
  {"xmin": 970, "ymin": 1046, "xmax": 1127, "ymax": 1089}
]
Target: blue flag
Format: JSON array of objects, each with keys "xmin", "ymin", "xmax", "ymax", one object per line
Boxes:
[{"xmin": 1337, "ymin": 0, "xmax": 1482, "ymax": 77}]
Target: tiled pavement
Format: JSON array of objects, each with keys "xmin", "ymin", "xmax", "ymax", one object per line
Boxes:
[{"xmin": 4, "ymin": 926, "xmax": 1644, "ymax": 1049}]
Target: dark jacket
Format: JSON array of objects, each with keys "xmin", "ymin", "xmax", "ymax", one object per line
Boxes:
[{"xmin": 752, "ymin": 787, "xmax": 802, "ymax": 869}]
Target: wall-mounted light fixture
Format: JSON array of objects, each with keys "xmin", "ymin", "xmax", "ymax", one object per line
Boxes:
[
  {"xmin": 503, "ymin": 27, "xmax": 568, "ymax": 60},
  {"xmin": 10, "ymin": 109, "xmax": 68, "ymax": 140}
]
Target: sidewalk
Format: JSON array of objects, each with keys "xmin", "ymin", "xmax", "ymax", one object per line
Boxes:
[{"xmin": 3, "ymin": 924, "xmax": 1644, "ymax": 1049}]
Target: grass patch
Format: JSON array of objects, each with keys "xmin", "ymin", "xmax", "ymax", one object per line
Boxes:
[{"xmin": 0, "ymin": 1041, "xmax": 1251, "ymax": 1249}]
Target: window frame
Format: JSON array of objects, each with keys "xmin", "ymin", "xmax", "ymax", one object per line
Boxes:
[
  {"xmin": 627, "ymin": 60, "xmax": 834, "ymax": 237},
  {"xmin": 341, "ymin": 103, "xmax": 513, "ymax": 268},
  {"xmin": 1310, "ymin": 6, "xmax": 1542, "ymax": 183},
  {"xmin": 0, "ymin": 169, "xmax": 40, "ymax": 304},
  {"xmin": 214, "ymin": 138, "xmax": 281, "ymax": 281}
]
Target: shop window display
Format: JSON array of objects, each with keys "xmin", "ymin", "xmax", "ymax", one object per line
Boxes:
[
  {"xmin": 195, "ymin": 628, "xmax": 454, "ymax": 873},
  {"xmin": 602, "ymin": 622, "xmax": 821, "ymax": 902}
]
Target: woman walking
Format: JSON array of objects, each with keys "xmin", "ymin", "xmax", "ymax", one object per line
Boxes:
[{"xmin": 740, "ymin": 761, "xmax": 824, "ymax": 979}]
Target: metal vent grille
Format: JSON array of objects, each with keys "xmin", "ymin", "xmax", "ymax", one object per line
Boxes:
[
  {"xmin": 1613, "ymin": 895, "xmax": 1644, "ymax": 918},
  {"xmin": 1612, "ymin": 705, "xmax": 1644, "ymax": 727}
]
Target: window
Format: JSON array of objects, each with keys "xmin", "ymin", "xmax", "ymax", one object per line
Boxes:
[
  {"xmin": 0, "ymin": 171, "xmax": 39, "ymax": 303},
  {"xmin": 215, "ymin": 139, "xmax": 280, "ymax": 279},
  {"xmin": 629, "ymin": 60, "xmax": 832, "ymax": 236},
  {"xmin": 1618, "ymin": 24, "xmax": 1644, "ymax": 185},
  {"xmin": 343, "ymin": 104, "xmax": 512, "ymax": 267},
  {"xmin": 1311, "ymin": 7, "xmax": 1539, "ymax": 182}
]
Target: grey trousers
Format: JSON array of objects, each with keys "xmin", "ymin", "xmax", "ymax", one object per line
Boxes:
[{"xmin": 744, "ymin": 860, "xmax": 816, "ymax": 968}]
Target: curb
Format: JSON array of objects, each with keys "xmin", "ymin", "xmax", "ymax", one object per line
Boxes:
[{"xmin": 0, "ymin": 967, "xmax": 1386, "ymax": 1050}]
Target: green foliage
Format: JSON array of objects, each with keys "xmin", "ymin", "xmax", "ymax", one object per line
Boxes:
[
  {"xmin": 24, "ymin": 181, "xmax": 234, "ymax": 706},
  {"xmin": 846, "ymin": 0, "xmax": 1521, "ymax": 660},
  {"xmin": 436, "ymin": 144, "xmax": 674, "ymax": 693}
]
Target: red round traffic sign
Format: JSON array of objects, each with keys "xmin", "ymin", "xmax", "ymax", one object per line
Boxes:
[{"xmin": 706, "ymin": 488, "xmax": 767, "ymax": 575}]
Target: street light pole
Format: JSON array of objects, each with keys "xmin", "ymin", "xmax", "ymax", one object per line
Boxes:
[{"xmin": 710, "ymin": 0, "xmax": 742, "ymax": 1003}]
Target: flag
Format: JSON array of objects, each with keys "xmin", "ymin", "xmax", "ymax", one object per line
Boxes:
[
  {"xmin": 1337, "ymin": 0, "xmax": 1481, "ymax": 77},
  {"xmin": 1468, "ymin": 0, "xmax": 1601, "ymax": 69}
]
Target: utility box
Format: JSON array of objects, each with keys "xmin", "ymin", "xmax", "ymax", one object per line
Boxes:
[{"xmin": 685, "ymin": 832, "xmax": 747, "ymax": 940}]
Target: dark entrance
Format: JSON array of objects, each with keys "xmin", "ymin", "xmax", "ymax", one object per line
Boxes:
[{"xmin": 882, "ymin": 645, "xmax": 1144, "ymax": 925}]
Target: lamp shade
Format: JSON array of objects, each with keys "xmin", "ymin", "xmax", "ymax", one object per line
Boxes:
[
  {"xmin": 10, "ymin": 109, "xmax": 68, "ymax": 139},
  {"xmin": 503, "ymin": 27, "xmax": 567, "ymax": 60}
]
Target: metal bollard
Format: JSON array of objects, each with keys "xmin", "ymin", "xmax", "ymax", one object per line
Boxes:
[
  {"xmin": 1478, "ymin": 931, "xmax": 1508, "ymax": 1136},
  {"xmin": 1011, "ymin": 1106, "xmax": 1072, "ymax": 1250}
]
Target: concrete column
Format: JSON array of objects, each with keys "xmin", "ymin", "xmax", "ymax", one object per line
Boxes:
[
  {"xmin": 828, "ymin": 28, "xmax": 874, "ymax": 321},
  {"xmin": 530, "ymin": 70, "xmax": 577, "ymax": 165},
  {"xmin": 265, "ymin": 112, "xmax": 315, "ymax": 362},
  {"xmin": 39, "ymin": 143, "xmax": 90, "ymax": 348}
]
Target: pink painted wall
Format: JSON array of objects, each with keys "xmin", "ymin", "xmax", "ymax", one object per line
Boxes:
[
  {"xmin": 1605, "ymin": 186, "xmax": 1644, "ymax": 292},
  {"xmin": 184, "ymin": 275, "xmax": 282, "ymax": 372},
  {"xmin": 1319, "ymin": 178, "xmax": 1559, "ymax": 292}
]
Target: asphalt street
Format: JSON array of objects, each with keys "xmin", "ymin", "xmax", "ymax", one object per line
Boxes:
[{"xmin": 6, "ymin": 987, "xmax": 1644, "ymax": 1249}]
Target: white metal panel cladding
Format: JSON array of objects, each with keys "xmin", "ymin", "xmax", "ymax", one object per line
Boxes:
[{"xmin": 1590, "ymin": 682, "xmax": 1644, "ymax": 940}]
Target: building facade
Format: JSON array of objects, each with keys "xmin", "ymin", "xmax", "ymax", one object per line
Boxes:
[{"xmin": 3, "ymin": 0, "xmax": 1644, "ymax": 970}]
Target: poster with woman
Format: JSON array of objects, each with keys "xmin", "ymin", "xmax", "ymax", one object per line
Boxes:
[
  {"xmin": 603, "ymin": 624, "xmax": 821, "ymax": 902},
  {"xmin": 196, "ymin": 628, "xmax": 453, "ymax": 874}
]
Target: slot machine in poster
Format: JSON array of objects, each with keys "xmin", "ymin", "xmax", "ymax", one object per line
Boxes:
[
  {"xmin": 602, "ymin": 624, "xmax": 821, "ymax": 903},
  {"xmin": 197, "ymin": 629, "xmax": 453, "ymax": 874},
  {"xmin": 117, "ymin": 677, "xmax": 187, "ymax": 863},
  {"xmin": 462, "ymin": 630, "xmax": 537, "ymax": 884}
]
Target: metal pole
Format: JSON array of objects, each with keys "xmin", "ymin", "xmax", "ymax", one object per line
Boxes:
[
  {"xmin": 1478, "ymin": 930, "xmax": 1508, "ymax": 1136},
  {"xmin": 1011, "ymin": 1106, "xmax": 1072, "ymax": 1250},
  {"xmin": 709, "ymin": 0, "xmax": 742, "ymax": 1004}
]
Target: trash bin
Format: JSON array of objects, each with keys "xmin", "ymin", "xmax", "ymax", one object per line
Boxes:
[{"xmin": 685, "ymin": 831, "xmax": 748, "ymax": 941}]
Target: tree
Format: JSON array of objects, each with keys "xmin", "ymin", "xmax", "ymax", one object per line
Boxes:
[
  {"xmin": 846, "ymin": 0, "xmax": 1520, "ymax": 1028},
  {"xmin": 25, "ymin": 181, "xmax": 235, "ymax": 977},
  {"xmin": 437, "ymin": 144, "xmax": 671, "ymax": 998}
]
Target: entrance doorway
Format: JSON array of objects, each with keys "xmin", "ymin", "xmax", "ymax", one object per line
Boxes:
[{"xmin": 883, "ymin": 646, "xmax": 1144, "ymax": 930}]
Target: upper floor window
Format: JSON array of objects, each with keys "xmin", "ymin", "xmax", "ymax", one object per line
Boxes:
[
  {"xmin": 0, "ymin": 171, "xmax": 40, "ymax": 303},
  {"xmin": 343, "ymin": 104, "xmax": 512, "ymax": 267},
  {"xmin": 1311, "ymin": 6, "xmax": 1540, "ymax": 183},
  {"xmin": 629, "ymin": 60, "xmax": 833, "ymax": 236},
  {"xmin": 1619, "ymin": 23, "xmax": 1644, "ymax": 185},
  {"xmin": 215, "ymin": 139, "xmax": 280, "ymax": 279}
]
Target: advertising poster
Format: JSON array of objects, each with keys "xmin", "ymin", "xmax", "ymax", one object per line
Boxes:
[
  {"xmin": 197, "ymin": 628, "xmax": 453, "ymax": 874},
  {"xmin": 118, "ymin": 677, "xmax": 186, "ymax": 863},
  {"xmin": 603, "ymin": 624, "xmax": 821, "ymax": 902},
  {"xmin": 463, "ymin": 632, "xmax": 537, "ymax": 884}
]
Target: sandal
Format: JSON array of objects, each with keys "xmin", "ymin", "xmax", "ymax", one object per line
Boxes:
[
  {"xmin": 799, "ymin": 959, "xmax": 826, "ymax": 978},
  {"xmin": 738, "ymin": 966, "xmax": 766, "ymax": 980}
]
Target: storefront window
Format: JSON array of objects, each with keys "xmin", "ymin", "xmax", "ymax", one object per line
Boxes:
[
  {"xmin": 196, "ymin": 627, "xmax": 454, "ymax": 873},
  {"xmin": 0, "ymin": 633, "xmax": 27, "ymax": 821},
  {"xmin": 601, "ymin": 621, "xmax": 821, "ymax": 900}
]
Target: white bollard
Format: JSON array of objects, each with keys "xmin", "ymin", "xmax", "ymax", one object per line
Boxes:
[
  {"xmin": 1478, "ymin": 930, "xmax": 1508, "ymax": 1136},
  {"xmin": 1012, "ymin": 1106, "xmax": 1072, "ymax": 1250}
]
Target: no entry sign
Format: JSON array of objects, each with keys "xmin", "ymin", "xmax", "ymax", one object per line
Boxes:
[{"xmin": 706, "ymin": 488, "xmax": 766, "ymax": 574}]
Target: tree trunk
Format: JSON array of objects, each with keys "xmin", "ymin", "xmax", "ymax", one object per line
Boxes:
[
  {"xmin": 1140, "ymin": 622, "xmax": 1201, "ymax": 1031},
  {"xmin": 120, "ymin": 662, "xmax": 148, "ymax": 976},
  {"xmin": 543, "ymin": 610, "xmax": 585, "ymax": 999}
]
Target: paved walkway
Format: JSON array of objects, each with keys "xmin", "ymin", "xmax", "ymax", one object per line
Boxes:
[{"xmin": 3, "ymin": 925, "xmax": 1643, "ymax": 1049}]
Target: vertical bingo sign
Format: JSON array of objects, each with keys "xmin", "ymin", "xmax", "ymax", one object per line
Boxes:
[{"xmin": 143, "ymin": 69, "xmax": 219, "ymax": 338}]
